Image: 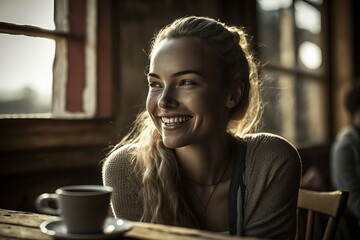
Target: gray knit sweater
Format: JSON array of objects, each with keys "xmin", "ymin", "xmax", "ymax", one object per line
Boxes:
[{"xmin": 102, "ymin": 132, "xmax": 302, "ymax": 239}]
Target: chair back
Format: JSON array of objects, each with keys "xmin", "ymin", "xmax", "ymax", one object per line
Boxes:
[{"xmin": 295, "ymin": 189, "xmax": 349, "ymax": 240}]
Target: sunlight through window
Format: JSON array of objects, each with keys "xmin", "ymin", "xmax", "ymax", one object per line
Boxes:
[
  {"xmin": 0, "ymin": 0, "xmax": 55, "ymax": 30},
  {"xmin": 0, "ymin": 0, "xmax": 55, "ymax": 115},
  {"xmin": 299, "ymin": 41, "xmax": 322, "ymax": 70},
  {"xmin": 295, "ymin": 1, "xmax": 321, "ymax": 34}
]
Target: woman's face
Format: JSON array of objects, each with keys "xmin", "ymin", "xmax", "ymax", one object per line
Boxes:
[{"xmin": 146, "ymin": 37, "xmax": 231, "ymax": 148}]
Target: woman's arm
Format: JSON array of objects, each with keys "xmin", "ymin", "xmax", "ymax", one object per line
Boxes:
[
  {"xmin": 102, "ymin": 147, "xmax": 143, "ymax": 220},
  {"xmin": 243, "ymin": 134, "xmax": 302, "ymax": 240}
]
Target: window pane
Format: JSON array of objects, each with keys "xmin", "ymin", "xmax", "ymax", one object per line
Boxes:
[
  {"xmin": 295, "ymin": 0, "xmax": 323, "ymax": 73},
  {"xmin": 261, "ymin": 71, "xmax": 327, "ymax": 146},
  {"xmin": 307, "ymin": 0, "xmax": 323, "ymax": 7},
  {"xmin": 257, "ymin": 0, "xmax": 295, "ymax": 68},
  {"xmin": 261, "ymin": 71, "xmax": 297, "ymax": 142},
  {"xmin": 295, "ymin": 1, "xmax": 321, "ymax": 34},
  {"xmin": 295, "ymin": 77, "xmax": 328, "ymax": 145},
  {"xmin": 0, "ymin": 0, "xmax": 55, "ymax": 30},
  {"xmin": 298, "ymin": 41, "xmax": 323, "ymax": 72},
  {"xmin": 0, "ymin": 34, "xmax": 55, "ymax": 115}
]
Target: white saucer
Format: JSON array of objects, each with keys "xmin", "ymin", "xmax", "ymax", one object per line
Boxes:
[{"xmin": 40, "ymin": 217, "xmax": 133, "ymax": 239}]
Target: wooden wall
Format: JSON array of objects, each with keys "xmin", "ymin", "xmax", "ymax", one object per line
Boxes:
[{"xmin": 0, "ymin": 119, "xmax": 115, "ymax": 212}]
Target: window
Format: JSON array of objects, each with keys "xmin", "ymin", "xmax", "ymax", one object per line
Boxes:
[
  {"xmin": 0, "ymin": 0, "xmax": 106, "ymax": 118},
  {"xmin": 0, "ymin": 0, "xmax": 55, "ymax": 116},
  {"xmin": 256, "ymin": 0, "xmax": 328, "ymax": 147},
  {"xmin": 0, "ymin": 0, "xmax": 114, "ymax": 167}
]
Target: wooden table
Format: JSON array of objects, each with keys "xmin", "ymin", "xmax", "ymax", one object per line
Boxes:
[{"xmin": 0, "ymin": 209, "xmax": 261, "ymax": 240}]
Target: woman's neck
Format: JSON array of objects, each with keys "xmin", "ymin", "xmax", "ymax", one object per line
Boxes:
[{"xmin": 175, "ymin": 134, "xmax": 233, "ymax": 185}]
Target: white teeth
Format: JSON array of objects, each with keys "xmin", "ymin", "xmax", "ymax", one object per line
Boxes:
[{"xmin": 161, "ymin": 116, "xmax": 191, "ymax": 125}]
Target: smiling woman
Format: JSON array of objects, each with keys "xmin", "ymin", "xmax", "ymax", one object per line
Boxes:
[{"xmin": 103, "ymin": 16, "xmax": 302, "ymax": 240}]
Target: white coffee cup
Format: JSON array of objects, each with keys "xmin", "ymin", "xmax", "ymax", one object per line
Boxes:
[{"xmin": 35, "ymin": 185, "xmax": 113, "ymax": 234}]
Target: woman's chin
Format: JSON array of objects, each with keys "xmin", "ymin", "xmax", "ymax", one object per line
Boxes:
[{"xmin": 162, "ymin": 137, "xmax": 186, "ymax": 149}]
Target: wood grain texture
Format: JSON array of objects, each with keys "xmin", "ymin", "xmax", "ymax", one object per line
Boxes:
[{"xmin": 0, "ymin": 209, "xmax": 260, "ymax": 240}]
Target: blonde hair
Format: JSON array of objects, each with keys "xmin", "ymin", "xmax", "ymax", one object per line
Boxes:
[{"xmin": 110, "ymin": 16, "xmax": 263, "ymax": 226}]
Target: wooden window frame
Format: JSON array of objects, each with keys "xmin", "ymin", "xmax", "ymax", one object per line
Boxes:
[
  {"xmin": 0, "ymin": 0, "xmax": 115, "ymax": 173},
  {"xmin": 257, "ymin": 0, "xmax": 330, "ymax": 147}
]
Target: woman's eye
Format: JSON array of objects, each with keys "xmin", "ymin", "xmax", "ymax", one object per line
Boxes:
[
  {"xmin": 179, "ymin": 80, "xmax": 195, "ymax": 86},
  {"xmin": 148, "ymin": 82, "xmax": 162, "ymax": 88}
]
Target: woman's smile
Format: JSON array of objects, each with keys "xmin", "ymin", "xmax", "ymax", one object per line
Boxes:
[{"xmin": 160, "ymin": 116, "xmax": 193, "ymax": 127}]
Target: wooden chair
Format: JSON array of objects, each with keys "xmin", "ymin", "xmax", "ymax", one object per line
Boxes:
[{"xmin": 295, "ymin": 189, "xmax": 349, "ymax": 240}]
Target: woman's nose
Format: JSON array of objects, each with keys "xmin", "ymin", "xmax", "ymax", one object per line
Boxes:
[{"xmin": 158, "ymin": 87, "xmax": 178, "ymax": 109}]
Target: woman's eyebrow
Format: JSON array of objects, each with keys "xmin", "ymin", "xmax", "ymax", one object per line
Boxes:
[
  {"xmin": 173, "ymin": 70, "xmax": 203, "ymax": 77},
  {"xmin": 147, "ymin": 70, "xmax": 203, "ymax": 78},
  {"xmin": 147, "ymin": 72, "xmax": 160, "ymax": 79}
]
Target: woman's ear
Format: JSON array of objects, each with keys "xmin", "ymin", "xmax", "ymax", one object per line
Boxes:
[{"xmin": 226, "ymin": 83, "xmax": 243, "ymax": 109}]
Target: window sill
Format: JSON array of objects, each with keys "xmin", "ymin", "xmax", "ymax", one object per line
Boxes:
[{"xmin": 0, "ymin": 118, "xmax": 116, "ymax": 174}]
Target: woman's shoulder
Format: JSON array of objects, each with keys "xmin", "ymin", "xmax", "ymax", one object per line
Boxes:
[
  {"xmin": 241, "ymin": 132, "xmax": 301, "ymax": 168},
  {"xmin": 102, "ymin": 144, "xmax": 139, "ymax": 179},
  {"xmin": 102, "ymin": 144, "xmax": 143, "ymax": 220},
  {"xmin": 243, "ymin": 132, "xmax": 298, "ymax": 154},
  {"xmin": 106, "ymin": 143, "xmax": 137, "ymax": 160}
]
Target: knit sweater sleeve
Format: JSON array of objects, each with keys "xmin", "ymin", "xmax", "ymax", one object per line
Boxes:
[
  {"xmin": 242, "ymin": 133, "xmax": 302, "ymax": 240},
  {"xmin": 102, "ymin": 145, "xmax": 143, "ymax": 221}
]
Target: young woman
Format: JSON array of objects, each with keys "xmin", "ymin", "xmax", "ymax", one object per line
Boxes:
[{"xmin": 103, "ymin": 16, "xmax": 302, "ymax": 239}]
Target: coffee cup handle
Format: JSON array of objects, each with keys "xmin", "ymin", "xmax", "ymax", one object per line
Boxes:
[{"xmin": 35, "ymin": 193, "xmax": 61, "ymax": 215}]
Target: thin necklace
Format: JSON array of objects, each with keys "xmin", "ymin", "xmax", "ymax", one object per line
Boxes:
[
  {"xmin": 187, "ymin": 159, "xmax": 231, "ymax": 226},
  {"xmin": 187, "ymin": 176, "xmax": 232, "ymax": 187}
]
